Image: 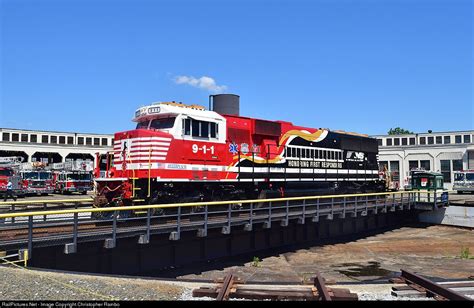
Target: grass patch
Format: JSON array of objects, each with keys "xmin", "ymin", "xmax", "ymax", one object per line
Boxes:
[
  {"xmin": 460, "ymin": 247, "xmax": 474, "ymax": 260},
  {"xmin": 251, "ymin": 256, "xmax": 261, "ymax": 267}
]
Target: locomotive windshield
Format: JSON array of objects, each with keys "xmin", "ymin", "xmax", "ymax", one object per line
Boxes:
[
  {"xmin": 150, "ymin": 117, "xmax": 176, "ymax": 130},
  {"xmin": 136, "ymin": 121, "xmax": 149, "ymax": 129},
  {"xmin": 135, "ymin": 117, "xmax": 176, "ymax": 130}
]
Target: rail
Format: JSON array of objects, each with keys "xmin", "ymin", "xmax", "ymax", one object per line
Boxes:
[
  {"xmin": 400, "ymin": 269, "xmax": 472, "ymax": 301},
  {"xmin": 0, "ymin": 190, "xmax": 447, "ymax": 262}
]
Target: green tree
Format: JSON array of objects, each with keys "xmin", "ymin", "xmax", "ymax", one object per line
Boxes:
[{"xmin": 388, "ymin": 127, "xmax": 413, "ymax": 135}]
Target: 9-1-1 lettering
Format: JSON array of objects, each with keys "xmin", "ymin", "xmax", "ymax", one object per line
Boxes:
[{"xmin": 192, "ymin": 144, "xmax": 215, "ymax": 155}]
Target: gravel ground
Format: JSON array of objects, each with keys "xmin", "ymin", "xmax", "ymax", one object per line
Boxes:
[
  {"xmin": 0, "ymin": 266, "xmax": 185, "ymax": 301},
  {"xmin": 1, "ymin": 266, "xmax": 469, "ymax": 301}
]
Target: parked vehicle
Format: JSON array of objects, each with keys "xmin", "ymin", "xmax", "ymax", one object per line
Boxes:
[
  {"xmin": 51, "ymin": 161, "xmax": 94, "ymax": 195},
  {"xmin": 0, "ymin": 157, "xmax": 26, "ymax": 198},
  {"xmin": 453, "ymin": 170, "xmax": 474, "ymax": 194},
  {"xmin": 19, "ymin": 162, "xmax": 54, "ymax": 196}
]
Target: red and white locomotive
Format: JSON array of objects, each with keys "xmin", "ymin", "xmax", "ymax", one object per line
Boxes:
[{"xmin": 94, "ymin": 94, "xmax": 385, "ymax": 208}]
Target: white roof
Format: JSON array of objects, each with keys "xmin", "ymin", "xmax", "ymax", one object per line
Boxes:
[{"xmin": 133, "ymin": 102, "xmax": 225, "ymax": 123}]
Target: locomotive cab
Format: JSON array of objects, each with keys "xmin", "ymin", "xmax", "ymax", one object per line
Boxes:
[{"xmin": 132, "ymin": 102, "xmax": 226, "ymax": 143}]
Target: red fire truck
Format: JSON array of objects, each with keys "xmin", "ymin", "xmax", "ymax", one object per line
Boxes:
[
  {"xmin": 19, "ymin": 162, "xmax": 54, "ymax": 195},
  {"xmin": 52, "ymin": 161, "xmax": 94, "ymax": 195},
  {"xmin": 0, "ymin": 157, "xmax": 26, "ymax": 198}
]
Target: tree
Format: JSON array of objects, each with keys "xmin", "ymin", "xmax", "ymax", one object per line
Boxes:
[{"xmin": 388, "ymin": 127, "xmax": 413, "ymax": 135}]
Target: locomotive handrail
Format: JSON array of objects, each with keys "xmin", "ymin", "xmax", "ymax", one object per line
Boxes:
[{"xmin": 0, "ymin": 190, "xmax": 442, "ymax": 219}]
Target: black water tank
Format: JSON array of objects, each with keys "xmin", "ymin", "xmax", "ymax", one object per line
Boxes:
[{"xmin": 211, "ymin": 94, "xmax": 240, "ymax": 116}]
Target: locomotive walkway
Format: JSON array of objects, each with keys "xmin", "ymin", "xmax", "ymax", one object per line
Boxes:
[{"xmin": 0, "ymin": 190, "xmax": 447, "ymax": 269}]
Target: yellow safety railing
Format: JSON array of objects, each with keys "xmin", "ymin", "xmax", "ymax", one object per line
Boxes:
[{"xmin": 0, "ymin": 190, "xmax": 442, "ymax": 220}]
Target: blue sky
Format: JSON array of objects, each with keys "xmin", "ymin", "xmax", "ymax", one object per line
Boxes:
[{"xmin": 1, "ymin": 0, "xmax": 472, "ymax": 135}]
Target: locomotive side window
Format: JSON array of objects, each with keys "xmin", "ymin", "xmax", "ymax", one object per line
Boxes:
[
  {"xmin": 184, "ymin": 119, "xmax": 191, "ymax": 135},
  {"xmin": 210, "ymin": 122, "xmax": 218, "ymax": 138},
  {"xmin": 201, "ymin": 121, "xmax": 209, "ymax": 138},
  {"xmin": 184, "ymin": 118, "xmax": 219, "ymax": 139},
  {"xmin": 192, "ymin": 120, "xmax": 200, "ymax": 137}
]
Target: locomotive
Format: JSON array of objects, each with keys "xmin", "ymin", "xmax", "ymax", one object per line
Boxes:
[{"xmin": 93, "ymin": 94, "xmax": 385, "ymax": 210}]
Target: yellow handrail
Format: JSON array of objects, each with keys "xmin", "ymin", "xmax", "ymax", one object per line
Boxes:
[
  {"xmin": 0, "ymin": 190, "xmax": 442, "ymax": 220},
  {"xmin": 147, "ymin": 147, "xmax": 152, "ymax": 198}
]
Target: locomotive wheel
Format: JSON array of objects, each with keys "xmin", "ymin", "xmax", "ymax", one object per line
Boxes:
[{"xmin": 148, "ymin": 196, "xmax": 164, "ymax": 216}]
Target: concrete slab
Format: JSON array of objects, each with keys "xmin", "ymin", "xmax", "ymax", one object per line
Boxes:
[{"xmin": 419, "ymin": 206, "xmax": 474, "ymax": 228}]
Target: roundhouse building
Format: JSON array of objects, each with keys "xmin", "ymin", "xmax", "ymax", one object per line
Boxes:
[
  {"xmin": 373, "ymin": 130, "xmax": 474, "ymax": 190},
  {"xmin": 0, "ymin": 128, "xmax": 113, "ymax": 167}
]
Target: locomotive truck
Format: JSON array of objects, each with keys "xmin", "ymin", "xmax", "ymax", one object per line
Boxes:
[{"xmin": 93, "ymin": 94, "xmax": 385, "ymax": 212}]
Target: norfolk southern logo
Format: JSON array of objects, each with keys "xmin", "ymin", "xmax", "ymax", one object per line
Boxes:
[
  {"xmin": 229, "ymin": 143, "xmax": 239, "ymax": 154},
  {"xmin": 346, "ymin": 151, "xmax": 365, "ymax": 162}
]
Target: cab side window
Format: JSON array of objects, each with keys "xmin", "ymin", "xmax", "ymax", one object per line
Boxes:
[
  {"xmin": 184, "ymin": 119, "xmax": 191, "ymax": 135},
  {"xmin": 183, "ymin": 118, "xmax": 218, "ymax": 139}
]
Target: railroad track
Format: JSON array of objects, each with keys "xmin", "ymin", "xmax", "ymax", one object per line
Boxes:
[
  {"xmin": 192, "ymin": 272, "xmax": 358, "ymax": 301},
  {"xmin": 390, "ymin": 269, "xmax": 473, "ymax": 301}
]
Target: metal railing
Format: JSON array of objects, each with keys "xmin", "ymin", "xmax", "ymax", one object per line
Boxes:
[{"xmin": 0, "ymin": 190, "xmax": 446, "ymax": 262}]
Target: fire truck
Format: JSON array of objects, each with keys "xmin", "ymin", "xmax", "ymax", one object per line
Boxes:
[
  {"xmin": 0, "ymin": 157, "xmax": 26, "ymax": 198},
  {"xmin": 51, "ymin": 161, "xmax": 94, "ymax": 195},
  {"xmin": 19, "ymin": 162, "xmax": 54, "ymax": 195}
]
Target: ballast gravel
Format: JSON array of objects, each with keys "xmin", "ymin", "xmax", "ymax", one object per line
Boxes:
[{"xmin": 0, "ymin": 266, "xmax": 185, "ymax": 301}]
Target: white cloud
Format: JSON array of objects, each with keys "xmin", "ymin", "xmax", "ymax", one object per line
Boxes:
[{"xmin": 174, "ymin": 75, "xmax": 227, "ymax": 93}]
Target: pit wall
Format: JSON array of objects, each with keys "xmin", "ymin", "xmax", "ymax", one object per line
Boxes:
[
  {"xmin": 30, "ymin": 212, "xmax": 416, "ymax": 275},
  {"xmin": 419, "ymin": 206, "xmax": 474, "ymax": 228}
]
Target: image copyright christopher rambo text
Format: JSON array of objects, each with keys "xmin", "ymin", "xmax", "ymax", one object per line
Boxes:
[{"xmin": 1, "ymin": 303, "xmax": 120, "ymax": 308}]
